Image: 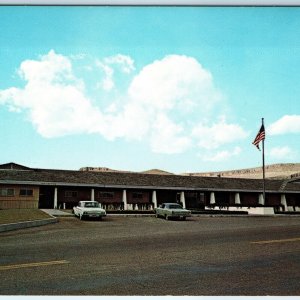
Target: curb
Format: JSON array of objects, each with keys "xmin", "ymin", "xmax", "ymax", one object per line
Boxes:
[{"xmin": 0, "ymin": 217, "xmax": 58, "ymax": 233}]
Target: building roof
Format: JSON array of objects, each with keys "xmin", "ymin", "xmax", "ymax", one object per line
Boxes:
[
  {"xmin": 0, "ymin": 162, "xmax": 32, "ymax": 171},
  {"xmin": 0, "ymin": 163, "xmax": 299, "ymax": 194}
]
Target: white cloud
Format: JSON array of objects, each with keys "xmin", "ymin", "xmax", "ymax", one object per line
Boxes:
[
  {"xmin": 192, "ymin": 118, "xmax": 248, "ymax": 150},
  {"xmin": 128, "ymin": 55, "xmax": 220, "ymax": 113},
  {"xmin": 96, "ymin": 60, "xmax": 115, "ymax": 91},
  {"xmin": 0, "ymin": 50, "xmax": 247, "ymax": 158},
  {"xmin": 268, "ymin": 115, "xmax": 300, "ymax": 135},
  {"xmin": 269, "ymin": 146, "xmax": 295, "ymax": 160},
  {"xmin": 150, "ymin": 114, "xmax": 191, "ymax": 154},
  {"xmin": 104, "ymin": 54, "xmax": 135, "ymax": 74},
  {"xmin": 202, "ymin": 146, "xmax": 242, "ymax": 162},
  {"xmin": 96, "ymin": 54, "xmax": 135, "ymax": 91},
  {"xmin": 0, "ymin": 50, "xmax": 104, "ymax": 138}
]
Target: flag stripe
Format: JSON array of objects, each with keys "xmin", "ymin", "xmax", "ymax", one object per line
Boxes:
[{"xmin": 252, "ymin": 124, "xmax": 265, "ymax": 149}]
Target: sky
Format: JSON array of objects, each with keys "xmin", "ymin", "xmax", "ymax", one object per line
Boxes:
[{"xmin": 0, "ymin": 6, "xmax": 300, "ymax": 173}]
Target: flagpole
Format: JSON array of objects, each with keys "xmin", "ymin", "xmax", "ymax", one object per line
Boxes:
[{"xmin": 262, "ymin": 117, "xmax": 266, "ymax": 204}]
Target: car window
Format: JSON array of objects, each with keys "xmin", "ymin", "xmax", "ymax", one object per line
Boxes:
[
  {"xmin": 84, "ymin": 202, "xmax": 100, "ymax": 208},
  {"xmin": 168, "ymin": 204, "xmax": 182, "ymax": 209}
]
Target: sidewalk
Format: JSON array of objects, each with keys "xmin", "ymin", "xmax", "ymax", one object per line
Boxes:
[{"xmin": 40, "ymin": 209, "xmax": 73, "ymax": 217}]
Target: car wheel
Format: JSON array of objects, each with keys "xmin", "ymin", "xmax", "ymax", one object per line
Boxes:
[{"xmin": 182, "ymin": 217, "xmax": 186, "ymax": 221}]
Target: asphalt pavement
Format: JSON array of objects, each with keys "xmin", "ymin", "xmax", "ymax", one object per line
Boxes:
[{"xmin": 1, "ymin": 215, "xmax": 300, "ymax": 295}]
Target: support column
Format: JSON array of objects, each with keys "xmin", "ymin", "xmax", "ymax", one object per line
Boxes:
[
  {"xmin": 234, "ymin": 193, "xmax": 241, "ymax": 205},
  {"xmin": 180, "ymin": 191, "xmax": 186, "ymax": 208},
  {"xmin": 122, "ymin": 189, "xmax": 128, "ymax": 210},
  {"xmin": 91, "ymin": 188, "xmax": 95, "ymax": 202},
  {"xmin": 281, "ymin": 194, "xmax": 288, "ymax": 211},
  {"xmin": 152, "ymin": 190, "xmax": 157, "ymax": 209},
  {"xmin": 259, "ymin": 193, "xmax": 264, "ymax": 205},
  {"xmin": 54, "ymin": 187, "xmax": 58, "ymax": 209},
  {"xmin": 210, "ymin": 192, "xmax": 215, "ymax": 205}
]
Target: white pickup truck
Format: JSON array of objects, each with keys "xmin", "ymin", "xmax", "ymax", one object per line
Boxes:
[{"xmin": 73, "ymin": 201, "xmax": 106, "ymax": 220}]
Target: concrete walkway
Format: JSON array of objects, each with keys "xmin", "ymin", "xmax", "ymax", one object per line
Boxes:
[{"xmin": 41, "ymin": 209, "xmax": 73, "ymax": 217}]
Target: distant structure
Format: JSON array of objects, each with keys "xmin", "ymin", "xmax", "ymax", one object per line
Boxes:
[{"xmin": 80, "ymin": 167, "xmax": 119, "ymax": 172}]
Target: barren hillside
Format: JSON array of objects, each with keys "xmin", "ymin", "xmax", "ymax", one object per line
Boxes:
[{"xmin": 184, "ymin": 163, "xmax": 300, "ymax": 179}]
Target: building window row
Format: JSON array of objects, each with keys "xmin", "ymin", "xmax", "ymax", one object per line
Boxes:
[
  {"xmin": 132, "ymin": 192, "xmax": 143, "ymax": 199},
  {"xmin": 0, "ymin": 188, "xmax": 15, "ymax": 197},
  {"xmin": 65, "ymin": 191, "xmax": 78, "ymax": 198},
  {"xmin": 0, "ymin": 188, "xmax": 33, "ymax": 197},
  {"xmin": 19, "ymin": 188, "xmax": 33, "ymax": 196},
  {"xmin": 98, "ymin": 192, "xmax": 114, "ymax": 199}
]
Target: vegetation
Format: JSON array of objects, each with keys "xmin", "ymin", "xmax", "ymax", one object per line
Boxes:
[{"xmin": 0, "ymin": 209, "xmax": 51, "ymax": 225}]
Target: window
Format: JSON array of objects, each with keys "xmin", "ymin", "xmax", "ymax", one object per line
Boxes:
[
  {"xmin": 132, "ymin": 192, "xmax": 143, "ymax": 199},
  {"xmin": 84, "ymin": 202, "xmax": 100, "ymax": 208},
  {"xmin": 19, "ymin": 188, "xmax": 33, "ymax": 196},
  {"xmin": 65, "ymin": 191, "xmax": 78, "ymax": 198},
  {"xmin": 98, "ymin": 192, "xmax": 114, "ymax": 199},
  {"xmin": 0, "ymin": 188, "xmax": 15, "ymax": 197}
]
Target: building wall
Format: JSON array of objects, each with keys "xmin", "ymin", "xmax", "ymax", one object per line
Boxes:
[
  {"xmin": 286, "ymin": 194, "xmax": 300, "ymax": 206},
  {"xmin": 127, "ymin": 190, "xmax": 150, "ymax": 204},
  {"xmin": 156, "ymin": 190, "xmax": 178, "ymax": 205},
  {"xmin": 240, "ymin": 193, "xmax": 258, "ymax": 206},
  {"xmin": 184, "ymin": 192, "xmax": 205, "ymax": 209},
  {"xmin": 58, "ymin": 187, "xmax": 91, "ymax": 209},
  {"xmin": 0, "ymin": 185, "xmax": 39, "ymax": 209},
  {"xmin": 96, "ymin": 189, "xmax": 123, "ymax": 204},
  {"xmin": 265, "ymin": 194, "xmax": 281, "ymax": 206},
  {"xmin": 2, "ymin": 182, "xmax": 300, "ymax": 211}
]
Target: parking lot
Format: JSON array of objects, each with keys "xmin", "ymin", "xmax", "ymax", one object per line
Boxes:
[{"xmin": 1, "ymin": 215, "xmax": 300, "ymax": 295}]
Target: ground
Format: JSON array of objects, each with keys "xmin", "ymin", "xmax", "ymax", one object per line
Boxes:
[
  {"xmin": 0, "ymin": 209, "xmax": 51, "ymax": 224},
  {"xmin": 1, "ymin": 215, "xmax": 300, "ymax": 295}
]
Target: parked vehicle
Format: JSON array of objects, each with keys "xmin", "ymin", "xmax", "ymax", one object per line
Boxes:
[
  {"xmin": 73, "ymin": 201, "xmax": 106, "ymax": 220},
  {"xmin": 155, "ymin": 203, "xmax": 191, "ymax": 220}
]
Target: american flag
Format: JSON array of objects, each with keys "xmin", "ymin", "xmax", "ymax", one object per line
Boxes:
[{"xmin": 252, "ymin": 124, "xmax": 265, "ymax": 150}]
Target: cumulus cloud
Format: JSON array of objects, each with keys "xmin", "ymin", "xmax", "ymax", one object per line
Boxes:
[
  {"xmin": 192, "ymin": 118, "xmax": 248, "ymax": 150},
  {"xmin": 269, "ymin": 146, "xmax": 296, "ymax": 160},
  {"xmin": 128, "ymin": 55, "xmax": 220, "ymax": 113},
  {"xmin": 0, "ymin": 50, "xmax": 247, "ymax": 158},
  {"xmin": 104, "ymin": 54, "xmax": 135, "ymax": 74},
  {"xmin": 150, "ymin": 114, "xmax": 191, "ymax": 154},
  {"xmin": 96, "ymin": 60, "xmax": 115, "ymax": 91},
  {"xmin": 96, "ymin": 54, "xmax": 135, "ymax": 91},
  {"xmin": 202, "ymin": 146, "xmax": 242, "ymax": 162},
  {"xmin": 268, "ymin": 115, "xmax": 300, "ymax": 135},
  {"xmin": 0, "ymin": 50, "xmax": 103, "ymax": 138}
]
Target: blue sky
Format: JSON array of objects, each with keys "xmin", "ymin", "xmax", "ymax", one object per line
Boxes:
[{"xmin": 0, "ymin": 6, "xmax": 300, "ymax": 173}]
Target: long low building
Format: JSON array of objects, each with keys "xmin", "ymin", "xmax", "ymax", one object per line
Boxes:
[{"xmin": 0, "ymin": 162, "xmax": 300, "ymax": 213}]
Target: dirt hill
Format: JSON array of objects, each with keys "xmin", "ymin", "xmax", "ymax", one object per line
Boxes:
[
  {"xmin": 140, "ymin": 169, "xmax": 174, "ymax": 175},
  {"xmin": 183, "ymin": 163, "xmax": 300, "ymax": 179},
  {"xmin": 80, "ymin": 163, "xmax": 300, "ymax": 179}
]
